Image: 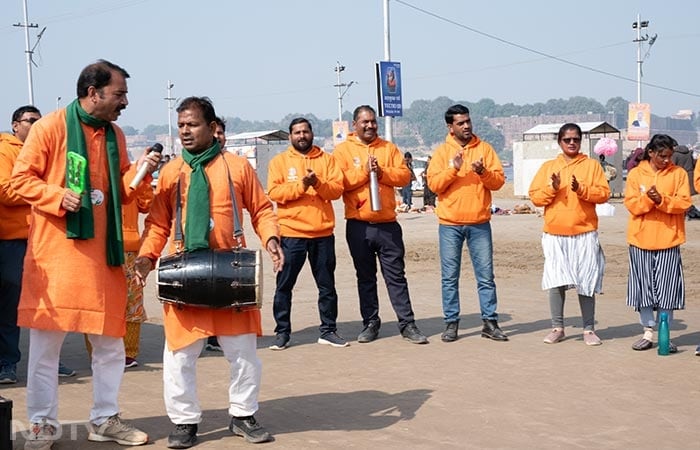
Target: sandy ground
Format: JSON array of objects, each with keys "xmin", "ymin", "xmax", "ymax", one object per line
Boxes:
[{"xmin": 3, "ymin": 182, "xmax": 700, "ymax": 449}]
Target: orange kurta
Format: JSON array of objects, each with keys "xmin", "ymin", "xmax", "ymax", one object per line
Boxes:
[
  {"xmin": 267, "ymin": 145, "xmax": 343, "ymax": 238},
  {"xmin": 427, "ymin": 134, "xmax": 505, "ymax": 225},
  {"xmin": 332, "ymin": 133, "xmax": 410, "ymax": 223},
  {"xmin": 10, "ymin": 108, "xmax": 139, "ymax": 337},
  {"xmin": 528, "ymin": 153, "xmax": 610, "ymax": 235},
  {"xmin": 624, "ymin": 160, "xmax": 691, "ymax": 250},
  {"xmin": 139, "ymin": 152, "xmax": 279, "ymax": 351},
  {"xmin": 0, "ymin": 132, "xmax": 30, "ymax": 240}
]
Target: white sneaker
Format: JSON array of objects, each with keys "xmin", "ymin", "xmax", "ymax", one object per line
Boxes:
[
  {"xmin": 88, "ymin": 414, "xmax": 148, "ymax": 446},
  {"xmin": 24, "ymin": 421, "xmax": 57, "ymax": 450}
]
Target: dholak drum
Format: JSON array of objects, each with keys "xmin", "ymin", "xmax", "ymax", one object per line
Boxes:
[{"xmin": 156, "ymin": 248, "xmax": 262, "ymax": 309}]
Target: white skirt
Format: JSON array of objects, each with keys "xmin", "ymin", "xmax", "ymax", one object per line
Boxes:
[{"xmin": 541, "ymin": 231, "xmax": 605, "ymax": 297}]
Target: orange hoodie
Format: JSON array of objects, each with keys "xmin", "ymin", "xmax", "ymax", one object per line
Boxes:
[
  {"xmin": 624, "ymin": 160, "xmax": 691, "ymax": 250},
  {"xmin": 426, "ymin": 133, "xmax": 504, "ymax": 225},
  {"xmin": 694, "ymin": 157, "xmax": 700, "ymax": 194},
  {"xmin": 528, "ymin": 153, "xmax": 610, "ymax": 235},
  {"xmin": 0, "ymin": 133, "xmax": 30, "ymax": 239},
  {"xmin": 333, "ymin": 133, "xmax": 410, "ymax": 223},
  {"xmin": 267, "ymin": 145, "xmax": 343, "ymax": 238}
]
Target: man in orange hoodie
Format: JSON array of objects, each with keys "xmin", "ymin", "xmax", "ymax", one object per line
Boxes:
[
  {"xmin": 267, "ymin": 118, "xmax": 346, "ymax": 349},
  {"xmin": 427, "ymin": 104, "xmax": 507, "ymax": 343},
  {"xmin": 11, "ymin": 60, "xmax": 158, "ymax": 449},
  {"xmin": 333, "ymin": 105, "xmax": 428, "ymax": 345}
]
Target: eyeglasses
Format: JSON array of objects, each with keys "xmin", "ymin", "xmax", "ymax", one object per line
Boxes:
[
  {"xmin": 18, "ymin": 118, "xmax": 39, "ymax": 124},
  {"xmin": 561, "ymin": 137, "xmax": 581, "ymax": 144}
]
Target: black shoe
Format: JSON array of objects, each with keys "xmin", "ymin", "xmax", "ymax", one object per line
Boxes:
[
  {"xmin": 168, "ymin": 424, "xmax": 198, "ymax": 449},
  {"xmin": 401, "ymin": 322, "xmax": 429, "ymax": 344},
  {"xmin": 229, "ymin": 416, "xmax": 272, "ymax": 443},
  {"xmin": 357, "ymin": 319, "xmax": 381, "ymax": 343},
  {"xmin": 441, "ymin": 321, "xmax": 459, "ymax": 342},
  {"xmin": 268, "ymin": 333, "xmax": 290, "ymax": 351},
  {"xmin": 481, "ymin": 319, "xmax": 508, "ymax": 341}
]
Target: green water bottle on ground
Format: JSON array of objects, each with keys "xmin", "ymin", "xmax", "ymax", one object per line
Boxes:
[{"xmin": 657, "ymin": 312, "xmax": 670, "ymax": 356}]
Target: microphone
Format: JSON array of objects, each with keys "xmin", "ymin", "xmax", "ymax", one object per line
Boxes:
[{"xmin": 129, "ymin": 143, "xmax": 163, "ymax": 190}]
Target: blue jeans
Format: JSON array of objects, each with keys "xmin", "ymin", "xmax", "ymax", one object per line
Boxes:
[
  {"xmin": 0, "ymin": 239, "xmax": 26, "ymax": 366},
  {"xmin": 273, "ymin": 235, "xmax": 338, "ymax": 336},
  {"xmin": 439, "ymin": 223, "xmax": 498, "ymax": 322},
  {"xmin": 400, "ymin": 185, "xmax": 412, "ymax": 207},
  {"xmin": 345, "ymin": 220, "xmax": 415, "ymax": 330}
]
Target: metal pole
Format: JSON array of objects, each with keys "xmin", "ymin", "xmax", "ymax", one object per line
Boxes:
[
  {"xmin": 335, "ymin": 62, "xmax": 344, "ymax": 123},
  {"xmin": 16, "ymin": 0, "xmax": 37, "ymax": 105},
  {"xmin": 165, "ymin": 81, "xmax": 175, "ymax": 156},
  {"xmin": 635, "ymin": 14, "xmax": 642, "ymax": 104},
  {"xmin": 383, "ymin": 0, "xmax": 393, "ymax": 142}
]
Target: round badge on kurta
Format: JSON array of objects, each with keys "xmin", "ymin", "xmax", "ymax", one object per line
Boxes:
[{"xmin": 90, "ymin": 189, "xmax": 104, "ymax": 206}]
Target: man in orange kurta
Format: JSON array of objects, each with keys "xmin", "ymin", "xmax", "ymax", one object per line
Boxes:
[
  {"xmin": 11, "ymin": 60, "xmax": 159, "ymax": 449},
  {"xmin": 135, "ymin": 97, "xmax": 283, "ymax": 448}
]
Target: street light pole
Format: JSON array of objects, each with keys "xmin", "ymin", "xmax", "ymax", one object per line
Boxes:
[
  {"xmin": 383, "ymin": 0, "xmax": 393, "ymax": 142},
  {"xmin": 14, "ymin": 0, "xmax": 38, "ymax": 105},
  {"xmin": 165, "ymin": 81, "xmax": 175, "ymax": 156},
  {"xmin": 334, "ymin": 62, "xmax": 354, "ymax": 123}
]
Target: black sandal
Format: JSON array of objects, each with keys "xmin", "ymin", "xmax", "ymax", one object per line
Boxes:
[{"xmin": 632, "ymin": 338, "xmax": 653, "ymax": 351}]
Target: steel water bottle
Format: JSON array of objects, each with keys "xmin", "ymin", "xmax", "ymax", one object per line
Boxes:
[
  {"xmin": 369, "ymin": 170, "xmax": 382, "ymax": 212},
  {"xmin": 657, "ymin": 312, "xmax": 670, "ymax": 356}
]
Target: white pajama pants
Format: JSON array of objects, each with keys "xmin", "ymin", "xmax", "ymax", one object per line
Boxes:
[
  {"xmin": 27, "ymin": 328, "xmax": 125, "ymax": 427},
  {"xmin": 163, "ymin": 333, "xmax": 261, "ymax": 425}
]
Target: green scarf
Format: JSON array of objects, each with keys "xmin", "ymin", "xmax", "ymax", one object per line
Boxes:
[
  {"xmin": 182, "ymin": 141, "xmax": 221, "ymax": 251},
  {"xmin": 65, "ymin": 99, "xmax": 124, "ymax": 266}
]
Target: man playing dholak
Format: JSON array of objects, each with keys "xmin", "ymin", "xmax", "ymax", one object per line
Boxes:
[
  {"xmin": 11, "ymin": 60, "xmax": 159, "ymax": 449},
  {"xmin": 134, "ymin": 97, "xmax": 283, "ymax": 449}
]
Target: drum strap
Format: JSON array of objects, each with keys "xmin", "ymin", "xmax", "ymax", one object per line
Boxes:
[{"xmin": 175, "ymin": 153, "xmax": 244, "ymax": 249}]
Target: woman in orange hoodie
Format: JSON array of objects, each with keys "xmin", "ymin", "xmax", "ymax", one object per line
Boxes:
[
  {"xmin": 624, "ymin": 134, "xmax": 691, "ymax": 352},
  {"xmin": 529, "ymin": 123, "xmax": 610, "ymax": 346}
]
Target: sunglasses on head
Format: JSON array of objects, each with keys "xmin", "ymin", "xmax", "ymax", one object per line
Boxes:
[{"xmin": 562, "ymin": 137, "xmax": 581, "ymax": 144}]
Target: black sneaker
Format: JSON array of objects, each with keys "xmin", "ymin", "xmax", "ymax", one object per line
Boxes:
[
  {"xmin": 229, "ymin": 416, "xmax": 272, "ymax": 443},
  {"xmin": 268, "ymin": 333, "xmax": 289, "ymax": 351},
  {"xmin": 401, "ymin": 322, "xmax": 429, "ymax": 344},
  {"xmin": 318, "ymin": 331, "xmax": 349, "ymax": 347},
  {"xmin": 167, "ymin": 423, "xmax": 198, "ymax": 449},
  {"xmin": 357, "ymin": 320, "xmax": 381, "ymax": 343}
]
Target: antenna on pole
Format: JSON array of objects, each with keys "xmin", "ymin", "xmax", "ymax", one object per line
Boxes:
[
  {"xmin": 333, "ymin": 62, "xmax": 354, "ymax": 123},
  {"xmin": 13, "ymin": 0, "xmax": 40, "ymax": 105},
  {"xmin": 632, "ymin": 15, "xmax": 656, "ymax": 104}
]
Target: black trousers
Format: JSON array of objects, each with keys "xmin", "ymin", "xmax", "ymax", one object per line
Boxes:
[{"xmin": 345, "ymin": 219, "xmax": 415, "ymax": 330}]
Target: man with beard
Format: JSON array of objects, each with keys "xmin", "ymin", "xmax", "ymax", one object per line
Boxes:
[
  {"xmin": 426, "ymin": 104, "xmax": 507, "ymax": 343},
  {"xmin": 11, "ymin": 60, "xmax": 158, "ymax": 449},
  {"xmin": 267, "ymin": 118, "xmax": 346, "ymax": 350},
  {"xmin": 135, "ymin": 97, "xmax": 283, "ymax": 448},
  {"xmin": 332, "ymin": 105, "xmax": 428, "ymax": 345}
]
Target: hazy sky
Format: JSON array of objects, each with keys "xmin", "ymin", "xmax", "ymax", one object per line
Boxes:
[{"xmin": 2, "ymin": 0, "xmax": 699, "ymax": 131}]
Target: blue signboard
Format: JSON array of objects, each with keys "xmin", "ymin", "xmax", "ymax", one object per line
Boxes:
[{"xmin": 376, "ymin": 61, "xmax": 403, "ymax": 117}]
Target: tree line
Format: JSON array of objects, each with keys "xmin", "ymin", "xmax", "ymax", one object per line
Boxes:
[{"xmin": 123, "ymin": 95, "xmax": 690, "ymax": 158}]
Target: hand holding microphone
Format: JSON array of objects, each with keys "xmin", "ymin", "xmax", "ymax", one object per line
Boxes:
[{"xmin": 129, "ymin": 143, "xmax": 163, "ymax": 190}]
